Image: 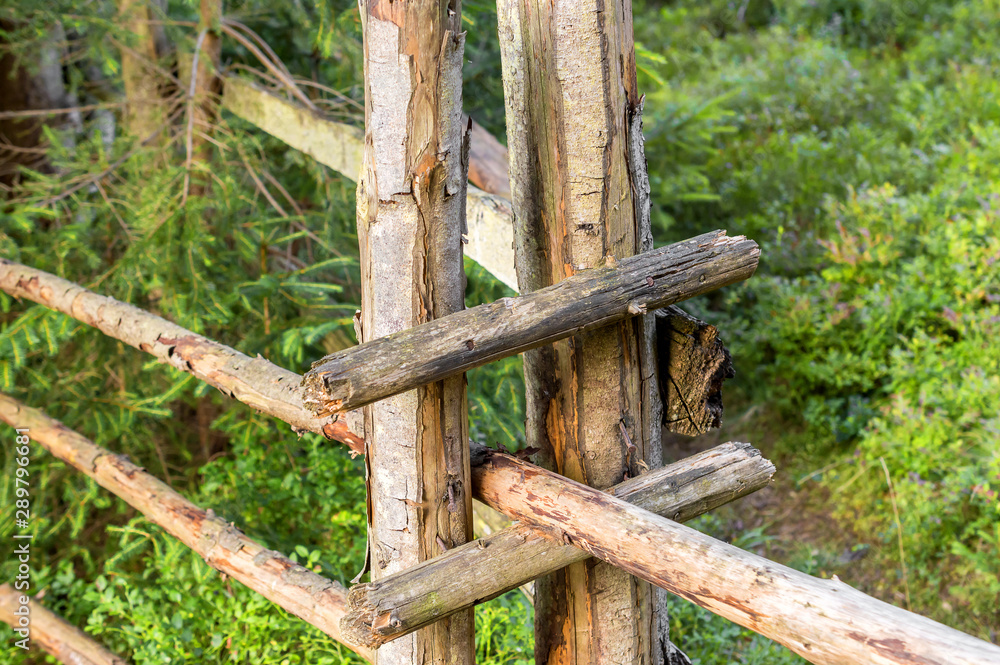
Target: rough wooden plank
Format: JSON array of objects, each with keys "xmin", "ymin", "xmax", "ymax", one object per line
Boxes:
[
  {"xmin": 0, "ymin": 583, "xmax": 129, "ymax": 665},
  {"xmin": 0, "ymin": 258, "xmax": 363, "ymax": 453},
  {"xmin": 221, "ymin": 77, "xmax": 519, "ymax": 291},
  {"xmin": 342, "ymin": 441, "xmax": 774, "ymax": 648},
  {"xmin": 355, "ymin": 2, "xmax": 475, "ymax": 663},
  {"xmin": 469, "ymin": 443, "xmax": 1000, "ymax": 665},
  {"xmin": 657, "ymin": 306, "xmax": 735, "ymax": 436},
  {"xmin": 303, "ymin": 230, "xmax": 759, "ymax": 415},
  {"xmin": 0, "ymin": 394, "xmax": 372, "ymax": 661}
]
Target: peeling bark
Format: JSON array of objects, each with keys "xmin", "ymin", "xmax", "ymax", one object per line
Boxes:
[
  {"xmin": 496, "ymin": 0, "xmax": 672, "ymax": 661},
  {"xmin": 341, "ymin": 441, "xmax": 774, "ymax": 648},
  {"xmin": 303, "ymin": 231, "xmax": 759, "ymax": 415},
  {"xmin": 469, "ymin": 443, "xmax": 1000, "ymax": 665},
  {"xmin": 0, "ymin": 395, "xmax": 372, "ymax": 661},
  {"xmin": 0, "ymin": 583, "xmax": 129, "ymax": 665},
  {"xmin": 0, "ymin": 259, "xmax": 363, "ymax": 453},
  {"xmin": 356, "ymin": 1, "xmax": 474, "ymax": 663}
]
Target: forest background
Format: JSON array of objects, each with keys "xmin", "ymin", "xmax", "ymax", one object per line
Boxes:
[{"xmin": 1, "ymin": 0, "xmax": 998, "ymax": 662}]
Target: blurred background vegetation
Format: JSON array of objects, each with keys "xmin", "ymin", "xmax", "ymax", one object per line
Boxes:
[{"xmin": 1, "ymin": 0, "xmax": 998, "ymax": 662}]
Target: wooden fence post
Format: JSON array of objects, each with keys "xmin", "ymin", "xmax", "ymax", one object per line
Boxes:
[
  {"xmin": 497, "ymin": 0, "xmax": 683, "ymax": 661},
  {"xmin": 355, "ymin": 1, "xmax": 475, "ymax": 663}
]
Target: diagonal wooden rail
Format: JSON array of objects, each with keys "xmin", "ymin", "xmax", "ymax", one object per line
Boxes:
[
  {"xmin": 0, "ymin": 583, "xmax": 129, "ymax": 665},
  {"xmin": 221, "ymin": 77, "xmax": 519, "ymax": 291},
  {"xmin": 468, "ymin": 444, "xmax": 1000, "ymax": 665},
  {"xmin": 0, "ymin": 394, "xmax": 373, "ymax": 661},
  {"xmin": 302, "ymin": 230, "xmax": 758, "ymax": 414},
  {"xmin": 0, "ymin": 257, "xmax": 364, "ymax": 454},
  {"xmin": 342, "ymin": 441, "xmax": 775, "ymax": 647},
  {"xmin": 6, "ymin": 259, "xmax": 999, "ymax": 665}
]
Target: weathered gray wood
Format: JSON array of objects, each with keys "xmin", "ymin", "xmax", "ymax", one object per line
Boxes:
[
  {"xmin": 469, "ymin": 443, "xmax": 1000, "ymax": 665},
  {"xmin": 0, "ymin": 583, "xmax": 129, "ymax": 665},
  {"xmin": 303, "ymin": 230, "xmax": 759, "ymax": 415},
  {"xmin": 341, "ymin": 441, "xmax": 774, "ymax": 648},
  {"xmin": 0, "ymin": 394, "xmax": 372, "ymax": 661},
  {"xmin": 355, "ymin": 2, "xmax": 476, "ymax": 664},
  {"xmin": 0, "ymin": 258, "xmax": 364, "ymax": 452},
  {"xmin": 657, "ymin": 306, "xmax": 735, "ymax": 436}
]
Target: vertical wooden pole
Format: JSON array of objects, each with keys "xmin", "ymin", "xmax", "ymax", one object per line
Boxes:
[
  {"xmin": 357, "ymin": 1, "xmax": 474, "ymax": 664},
  {"xmin": 498, "ymin": 1, "xmax": 682, "ymax": 663}
]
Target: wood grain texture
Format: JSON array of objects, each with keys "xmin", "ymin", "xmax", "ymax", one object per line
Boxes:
[
  {"xmin": 0, "ymin": 395, "xmax": 371, "ymax": 661},
  {"xmin": 356, "ymin": 1, "xmax": 475, "ymax": 663},
  {"xmin": 303, "ymin": 231, "xmax": 758, "ymax": 415},
  {"xmin": 657, "ymin": 306, "xmax": 735, "ymax": 436},
  {"xmin": 0, "ymin": 258, "xmax": 364, "ymax": 453},
  {"xmin": 469, "ymin": 443, "xmax": 1000, "ymax": 665},
  {"xmin": 497, "ymin": 1, "xmax": 674, "ymax": 661},
  {"xmin": 341, "ymin": 442, "xmax": 774, "ymax": 648},
  {"xmin": 0, "ymin": 583, "xmax": 129, "ymax": 665}
]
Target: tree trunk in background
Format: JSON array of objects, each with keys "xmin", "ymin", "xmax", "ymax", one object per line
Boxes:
[
  {"xmin": 0, "ymin": 21, "xmax": 70, "ymax": 191},
  {"xmin": 187, "ymin": 0, "xmax": 221, "ymax": 196},
  {"xmin": 117, "ymin": 0, "xmax": 164, "ymax": 142},
  {"xmin": 498, "ymin": 1, "xmax": 682, "ymax": 663},
  {"xmin": 356, "ymin": 1, "xmax": 474, "ymax": 664}
]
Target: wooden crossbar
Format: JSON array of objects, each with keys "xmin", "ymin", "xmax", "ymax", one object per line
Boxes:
[
  {"xmin": 302, "ymin": 230, "xmax": 759, "ymax": 414},
  {"xmin": 342, "ymin": 441, "xmax": 775, "ymax": 647},
  {"xmin": 0, "ymin": 394, "xmax": 373, "ymax": 661},
  {"xmin": 0, "ymin": 583, "xmax": 129, "ymax": 665}
]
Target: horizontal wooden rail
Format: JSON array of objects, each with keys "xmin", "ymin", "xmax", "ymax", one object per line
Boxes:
[
  {"xmin": 0, "ymin": 258, "xmax": 363, "ymax": 454},
  {"xmin": 0, "ymin": 394, "xmax": 372, "ymax": 661},
  {"xmin": 342, "ymin": 441, "xmax": 775, "ymax": 647},
  {"xmin": 0, "ymin": 583, "xmax": 128, "ymax": 665},
  {"xmin": 221, "ymin": 77, "xmax": 519, "ymax": 291},
  {"xmin": 470, "ymin": 444, "xmax": 1000, "ymax": 665},
  {"xmin": 5, "ymin": 260, "xmax": 998, "ymax": 664},
  {"xmin": 303, "ymin": 230, "xmax": 759, "ymax": 414}
]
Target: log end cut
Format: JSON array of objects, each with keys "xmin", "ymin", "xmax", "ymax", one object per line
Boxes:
[{"xmin": 657, "ymin": 306, "xmax": 735, "ymax": 437}]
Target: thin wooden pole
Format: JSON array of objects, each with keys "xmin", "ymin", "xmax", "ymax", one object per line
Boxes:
[
  {"xmin": 341, "ymin": 441, "xmax": 775, "ymax": 647},
  {"xmin": 0, "ymin": 394, "xmax": 372, "ymax": 661},
  {"xmin": 0, "ymin": 583, "xmax": 130, "ymax": 665},
  {"xmin": 470, "ymin": 443, "xmax": 1000, "ymax": 665},
  {"xmin": 0, "ymin": 258, "xmax": 363, "ymax": 452}
]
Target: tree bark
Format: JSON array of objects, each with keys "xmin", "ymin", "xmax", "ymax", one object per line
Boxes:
[
  {"xmin": 355, "ymin": 1, "xmax": 474, "ymax": 663},
  {"xmin": 0, "ymin": 394, "xmax": 372, "ymax": 661},
  {"xmin": 0, "ymin": 584, "xmax": 129, "ymax": 665},
  {"xmin": 0, "ymin": 258, "xmax": 363, "ymax": 452},
  {"xmin": 342, "ymin": 441, "xmax": 774, "ymax": 648},
  {"xmin": 186, "ymin": 0, "xmax": 222, "ymax": 197},
  {"xmin": 470, "ymin": 442, "xmax": 1000, "ymax": 665},
  {"xmin": 496, "ymin": 1, "xmax": 671, "ymax": 662},
  {"xmin": 303, "ymin": 231, "xmax": 758, "ymax": 414}
]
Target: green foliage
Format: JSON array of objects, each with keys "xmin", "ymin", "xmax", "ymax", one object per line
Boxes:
[
  {"xmin": 638, "ymin": 0, "xmax": 1000, "ymax": 641},
  {"xmin": 3, "ymin": 0, "xmax": 1000, "ymax": 661}
]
